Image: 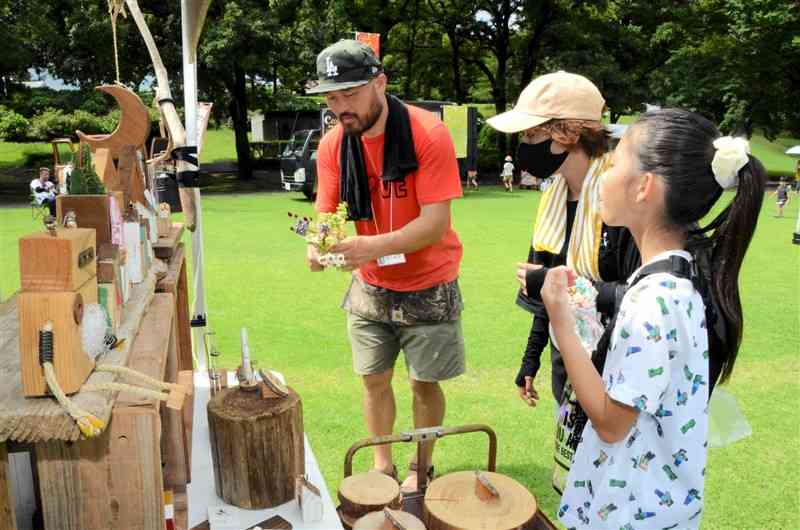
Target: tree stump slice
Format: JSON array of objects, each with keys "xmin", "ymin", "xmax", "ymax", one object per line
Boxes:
[
  {"xmin": 354, "ymin": 508, "xmax": 427, "ymax": 530},
  {"xmin": 423, "ymin": 471, "xmax": 537, "ymax": 530},
  {"xmin": 338, "ymin": 471, "xmax": 401, "ymax": 527},
  {"xmin": 207, "ymin": 385, "xmax": 304, "ymax": 509}
]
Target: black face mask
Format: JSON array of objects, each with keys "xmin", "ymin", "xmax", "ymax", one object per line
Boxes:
[{"xmin": 516, "ymin": 139, "xmax": 569, "ymax": 178}]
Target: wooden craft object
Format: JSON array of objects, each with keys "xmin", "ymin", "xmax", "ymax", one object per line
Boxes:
[
  {"xmin": 19, "ymin": 228, "xmax": 96, "ymax": 292},
  {"xmin": 296, "ymin": 475, "xmax": 323, "ymax": 523},
  {"xmin": 423, "ymin": 471, "xmax": 537, "ymax": 530},
  {"xmin": 97, "ymin": 278, "xmax": 122, "ymax": 332},
  {"xmin": 76, "ymin": 85, "xmax": 151, "ymax": 156},
  {"xmin": 56, "ymin": 192, "xmax": 124, "ymax": 247},
  {"xmin": 338, "ymin": 471, "xmax": 401, "ymax": 528},
  {"xmin": 354, "ymin": 508, "xmax": 426, "ymax": 530},
  {"xmin": 118, "ymin": 144, "xmax": 147, "ymax": 205},
  {"xmin": 91, "ymin": 147, "xmax": 120, "ymax": 193},
  {"xmin": 259, "ymin": 369, "xmax": 290, "ymax": 399},
  {"xmin": 19, "ymin": 277, "xmax": 98, "ymax": 397},
  {"xmin": 207, "ymin": 385, "xmax": 304, "ymax": 509}
]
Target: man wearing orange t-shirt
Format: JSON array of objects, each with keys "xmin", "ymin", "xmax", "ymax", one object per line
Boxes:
[{"xmin": 306, "ymin": 40, "xmax": 465, "ymax": 492}]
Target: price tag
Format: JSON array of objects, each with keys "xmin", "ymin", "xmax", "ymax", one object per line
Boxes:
[{"xmin": 377, "ymin": 253, "xmax": 406, "ymax": 267}]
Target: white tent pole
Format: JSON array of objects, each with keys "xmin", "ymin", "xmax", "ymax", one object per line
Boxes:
[{"xmin": 181, "ymin": 0, "xmax": 208, "ymax": 369}]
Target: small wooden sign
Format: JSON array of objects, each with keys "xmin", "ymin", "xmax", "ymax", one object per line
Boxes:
[{"xmin": 296, "ymin": 475, "xmax": 323, "ymax": 523}]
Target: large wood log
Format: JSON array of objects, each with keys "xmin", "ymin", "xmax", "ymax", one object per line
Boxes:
[
  {"xmin": 207, "ymin": 386, "xmax": 304, "ymax": 509},
  {"xmin": 338, "ymin": 471, "xmax": 400, "ymax": 529},
  {"xmin": 423, "ymin": 471, "xmax": 537, "ymax": 530}
]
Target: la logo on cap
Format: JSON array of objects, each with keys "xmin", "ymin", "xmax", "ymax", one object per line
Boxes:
[{"xmin": 325, "ymin": 56, "xmax": 339, "ymax": 78}]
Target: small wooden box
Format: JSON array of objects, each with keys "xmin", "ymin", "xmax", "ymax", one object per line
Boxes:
[
  {"xmin": 19, "ymin": 278, "xmax": 98, "ymax": 396},
  {"xmin": 56, "ymin": 192, "xmax": 124, "ymax": 247},
  {"xmin": 19, "ymin": 228, "xmax": 97, "ymax": 292}
]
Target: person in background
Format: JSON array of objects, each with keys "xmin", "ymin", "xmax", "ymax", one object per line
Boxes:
[
  {"xmin": 501, "ymin": 155, "xmax": 515, "ymax": 192},
  {"xmin": 773, "ymin": 179, "xmax": 791, "ymax": 217},
  {"xmin": 467, "ymin": 168, "xmax": 479, "ymax": 190},
  {"xmin": 30, "ymin": 167, "xmax": 57, "ymax": 216}
]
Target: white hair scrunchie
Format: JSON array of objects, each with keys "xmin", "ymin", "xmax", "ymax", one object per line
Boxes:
[{"xmin": 711, "ymin": 136, "xmax": 750, "ymax": 189}]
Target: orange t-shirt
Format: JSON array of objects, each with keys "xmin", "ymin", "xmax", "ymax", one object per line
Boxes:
[{"xmin": 316, "ymin": 104, "xmax": 463, "ymax": 292}]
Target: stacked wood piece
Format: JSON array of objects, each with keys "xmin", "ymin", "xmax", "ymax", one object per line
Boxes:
[{"xmin": 338, "ymin": 471, "xmax": 401, "ymax": 529}]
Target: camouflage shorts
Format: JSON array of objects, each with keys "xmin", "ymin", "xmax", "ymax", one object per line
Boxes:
[{"xmin": 341, "ymin": 275, "xmax": 464, "ymax": 326}]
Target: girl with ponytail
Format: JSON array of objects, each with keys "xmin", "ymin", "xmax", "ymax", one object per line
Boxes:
[{"xmin": 541, "ymin": 108, "xmax": 765, "ymax": 529}]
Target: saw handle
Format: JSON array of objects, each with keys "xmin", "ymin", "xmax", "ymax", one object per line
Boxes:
[{"xmin": 343, "ymin": 424, "xmax": 497, "ymax": 478}]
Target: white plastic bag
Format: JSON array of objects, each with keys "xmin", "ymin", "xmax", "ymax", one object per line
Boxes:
[{"xmin": 707, "ymin": 386, "xmax": 752, "ymax": 448}]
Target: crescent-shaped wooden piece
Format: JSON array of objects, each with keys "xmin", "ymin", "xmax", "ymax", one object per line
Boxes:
[{"xmin": 76, "ymin": 84, "xmax": 151, "ymax": 155}]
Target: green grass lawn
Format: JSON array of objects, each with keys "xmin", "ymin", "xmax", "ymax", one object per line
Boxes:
[{"xmin": 1, "ymin": 187, "xmax": 798, "ymax": 529}]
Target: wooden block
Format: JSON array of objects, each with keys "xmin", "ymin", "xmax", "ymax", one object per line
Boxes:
[
  {"xmin": 178, "ymin": 370, "xmax": 194, "ymax": 486},
  {"xmin": 19, "ymin": 278, "xmax": 98, "ymax": 396},
  {"xmin": 118, "ymin": 145, "xmax": 146, "ymax": 206},
  {"xmin": 123, "ymin": 222, "xmax": 143, "ymax": 284},
  {"xmin": 153, "ymin": 224, "xmax": 184, "ymax": 260},
  {"xmin": 97, "ymin": 243, "xmax": 120, "ymax": 261},
  {"xmin": 117, "ymin": 293, "xmax": 174, "ymax": 407},
  {"xmin": 56, "ymin": 194, "xmax": 117, "ymax": 247},
  {"xmin": 0, "ymin": 443, "xmax": 18, "ymax": 530},
  {"xmin": 92, "ymin": 147, "xmax": 120, "ymax": 196},
  {"xmin": 35, "ymin": 405, "xmax": 164, "ymax": 530},
  {"xmin": 97, "ymin": 280, "xmax": 122, "ymax": 333},
  {"xmin": 19, "ymin": 228, "xmax": 96, "ymax": 292}
]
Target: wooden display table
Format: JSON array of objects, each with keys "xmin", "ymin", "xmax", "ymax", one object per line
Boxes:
[
  {"xmin": 0, "ymin": 270, "xmax": 191, "ymax": 530},
  {"xmin": 155, "ymin": 223, "xmax": 193, "ymax": 373}
]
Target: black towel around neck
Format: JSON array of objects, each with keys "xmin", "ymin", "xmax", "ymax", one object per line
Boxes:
[{"xmin": 339, "ymin": 94, "xmax": 418, "ymax": 220}]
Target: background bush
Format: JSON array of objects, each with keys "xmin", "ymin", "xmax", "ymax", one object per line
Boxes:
[{"xmin": 0, "ymin": 107, "xmax": 31, "ymax": 142}]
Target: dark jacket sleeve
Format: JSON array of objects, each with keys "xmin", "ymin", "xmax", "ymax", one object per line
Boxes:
[
  {"xmin": 515, "ymin": 298, "xmax": 549, "ymax": 385},
  {"xmin": 514, "ymin": 245, "xmax": 556, "ymax": 385}
]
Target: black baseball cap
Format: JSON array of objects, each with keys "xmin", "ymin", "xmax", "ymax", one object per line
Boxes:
[{"xmin": 306, "ymin": 40, "xmax": 382, "ymax": 95}]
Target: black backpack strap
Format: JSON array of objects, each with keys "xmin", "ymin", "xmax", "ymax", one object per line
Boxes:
[{"xmin": 591, "ymin": 255, "xmax": 695, "ymax": 374}]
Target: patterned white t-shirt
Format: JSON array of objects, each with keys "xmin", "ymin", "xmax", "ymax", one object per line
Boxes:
[{"xmin": 559, "ymin": 250, "xmax": 709, "ymax": 530}]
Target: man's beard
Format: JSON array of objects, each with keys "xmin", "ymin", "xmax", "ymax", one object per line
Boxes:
[{"xmin": 340, "ymin": 95, "xmax": 384, "ymax": 136}]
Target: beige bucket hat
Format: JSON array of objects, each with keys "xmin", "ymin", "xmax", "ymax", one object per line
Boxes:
[{"xmin": 487, "ymin": 71, "xmax": 605, "ymax": 133}]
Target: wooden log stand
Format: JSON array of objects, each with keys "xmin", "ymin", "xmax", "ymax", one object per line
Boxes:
[
  {"xmin": 337, "ymin": 471, "xmax": 401, "ymax": 529},
  {"xmin": 207, "ymin": 384, "xmax": 304, "ymax": 509},
  {"xmin": 423, "ymin": 471, "xmax": 537, "ymax": 530}
]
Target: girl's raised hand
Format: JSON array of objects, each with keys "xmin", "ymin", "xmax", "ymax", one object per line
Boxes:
[{"xmin": 542, "ymin": 266, "xmax": 576, "ymax": 328}]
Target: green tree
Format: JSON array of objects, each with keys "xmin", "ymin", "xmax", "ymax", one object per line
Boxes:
[
  {"xmin": 199, "ymin": 0, "xmax": 301, "ymax": 179},
  {"xmin": 649, "ymin": 0, "xmax": 800, "ymax": 138}
]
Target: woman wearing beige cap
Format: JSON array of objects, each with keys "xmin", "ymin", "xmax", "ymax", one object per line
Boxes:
[{"xmin": 487, "ymin": 71, "xmax": 641, "ymax": 493}]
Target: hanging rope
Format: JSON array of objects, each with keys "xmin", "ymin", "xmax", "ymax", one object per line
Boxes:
[
  {"xmin": 82, "ymin": 382, "xmax": 170, "ymax": 402},
  {"xmin": 108, "ymin": 0, "xmax": 128, "ymax": 84},
  {"xmin": 43, "ymin": 363, "xmax": 106, "ymax": 438}
]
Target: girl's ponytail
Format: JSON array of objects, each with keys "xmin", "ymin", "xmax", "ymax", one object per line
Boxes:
[{"xmin": 710, "ymin": 155, "xmax": 766, "ymax": 382}]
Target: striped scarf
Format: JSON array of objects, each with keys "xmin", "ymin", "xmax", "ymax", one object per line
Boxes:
[{"xmin": 532, "ymin": 154, "xmax": 613, "ymax": 280}]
